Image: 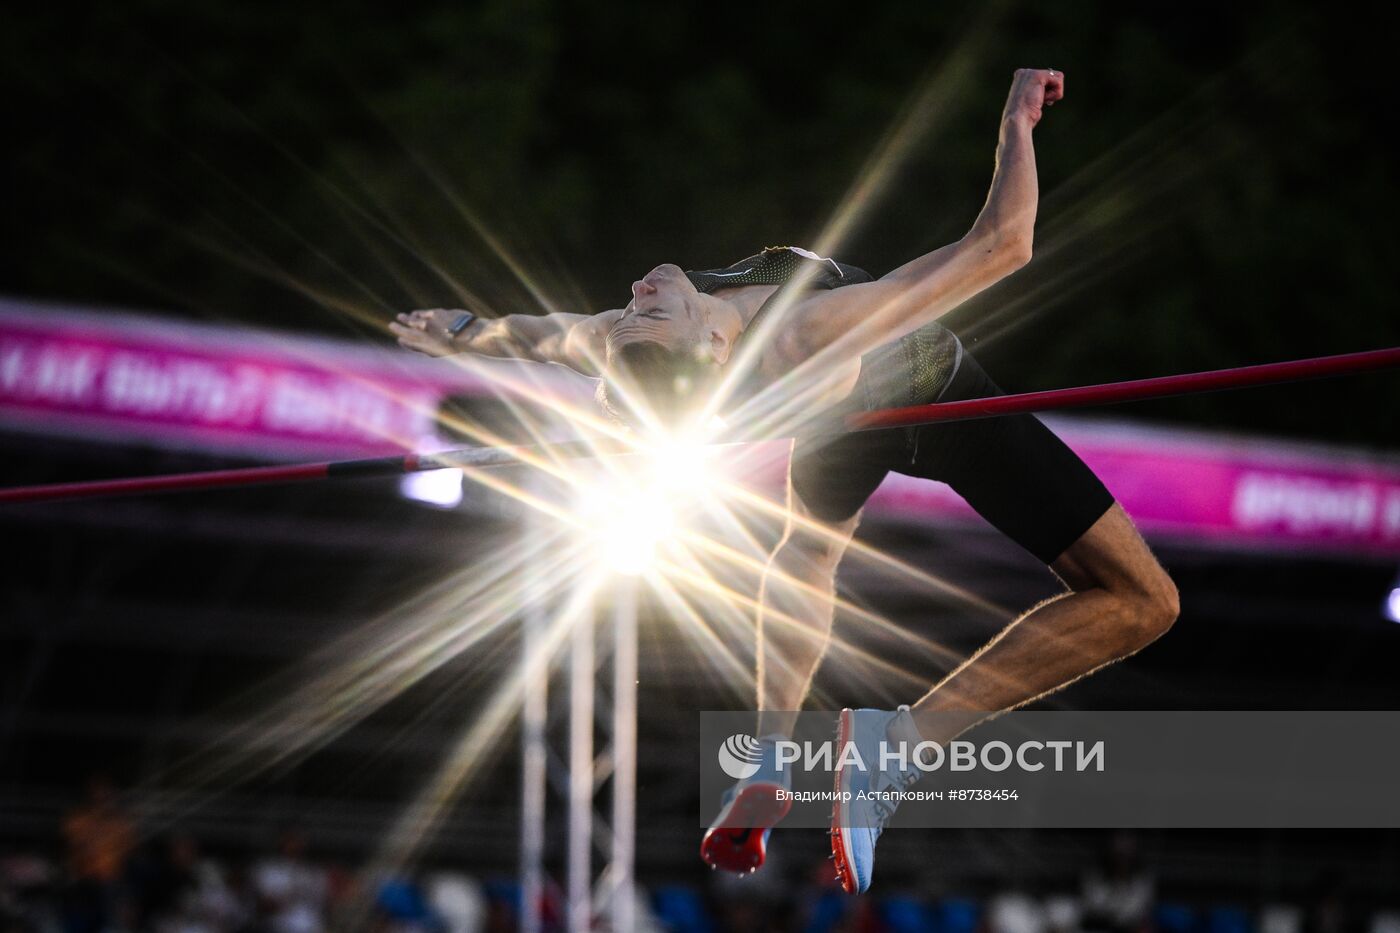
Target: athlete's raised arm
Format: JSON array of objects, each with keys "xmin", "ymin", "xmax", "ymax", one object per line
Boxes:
[
  {"xmin": 784, "ymin": 68, "xmax": 1063, "ymax": 363},
  {"xmin": 390, "ymin": 307, "xmax": 623, "ymax": 377}
]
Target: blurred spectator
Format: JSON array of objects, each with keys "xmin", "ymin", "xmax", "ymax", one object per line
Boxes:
[
  {"xmin": 1080, "ymin": 833, "xmax": 1153, "ymax": 933},
  {"xmin": 1044, "ymin": 895, "xmax": 1082, "ymax": 933},
  {"xmin": 1262, "ymin": 904, "xmax": 1305, "ymax": 933},
  {"xmin": 989, "ymin": 891, "xmax": 1048, "ymax": 933},
  {"xmin": 145, "ymin": 832, "xmax": 247, "ymax": 933},
  {"xmin": 252, "ymin": 828, "xmax": 327, "ymax": 933},
  {"xmin": 60, "ymin": 774, "xmax": 135, "ymax": 933},
  {"xmin": 424, "ymin": 872, "xmax": 485, "ymax": 933}
]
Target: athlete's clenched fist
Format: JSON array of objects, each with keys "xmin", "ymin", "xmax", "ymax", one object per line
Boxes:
[{"xmin": 1002, "ymin": 68, "xmax": 1065, "ymax": 129}]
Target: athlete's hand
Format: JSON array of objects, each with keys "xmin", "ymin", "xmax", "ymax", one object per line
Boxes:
[
  {"xmin": 1002, "ymin": 68, "xmax": 1065, "ymax": 129},
  {"xmin": 391, "ymin": 309, "xmax": 467, "ymax": 357}
]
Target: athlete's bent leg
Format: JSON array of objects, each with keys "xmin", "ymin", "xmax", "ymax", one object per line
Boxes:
[
  {"xmin": 701, "ymin": 484, "xmax": 858, "ymax": 874},
  {"xmin": 755, "ymin": 490, "xmax": 860, "ymax": 739},
  {"xmin": 912, "ymin": 502, "xmax": 1178, "ymax": 735},
  {"xmin": 830, "ymin": 503, "xmax": 1176, "ymax": 892}
]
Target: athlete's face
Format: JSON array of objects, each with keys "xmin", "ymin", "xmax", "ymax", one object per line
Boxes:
[{"xmin": 606, "ymin": 263, "xmax": 710, "ymax": 358}]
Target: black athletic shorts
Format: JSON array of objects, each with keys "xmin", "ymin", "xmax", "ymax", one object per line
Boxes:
[{"xmin": 789, "ymin": 349, "xmax": 1116, "ymax": 565}]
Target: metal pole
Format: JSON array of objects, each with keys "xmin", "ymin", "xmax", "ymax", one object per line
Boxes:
[
  {"xmin": 519, "ymin": 551, "xmax": 548, "ymax": 933},
  {"xmin": 567, "ymin": 604, "xmax": 595, "ymax": 933},
  {"xmin": 610, "ymin": 579, "xmax": 638, "ymax": 933}
]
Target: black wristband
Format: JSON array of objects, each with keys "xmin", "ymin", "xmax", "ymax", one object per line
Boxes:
[{"xmin": 447, "ymin": 311, "xmax": 477, "ymax": 337}]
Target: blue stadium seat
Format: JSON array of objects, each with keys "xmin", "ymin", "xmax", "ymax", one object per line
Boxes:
[
  {"xmin": 1155, "ymin": 902, "xmax": 1198, "ymax": 933},
  {"xmin": 803, "ymin": 891, "xmax": 850, "ymax": 933},
  {"xmin": 1206, "ymin": 906, "xmax": 1255, "ymax": 933},
  {"xmin": 935, "ymin": 897, "xmax": 982, "ymax": 933},
  {"xmin": 652, "ymin": 884, "xmax": 714, "ymax": 933},
  {"xmin": 483, "ymin": 879, "xmax": 522, "ymax": 915},
  {"xmin": 374, "ymin": 879, "xmax": 439, "ymax": 926},
  {"xmin": 881, "ymin": 895, "xmax": 934, "ymax": 933}
]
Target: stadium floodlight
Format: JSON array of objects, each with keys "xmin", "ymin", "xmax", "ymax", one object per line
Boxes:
[
  {"xmin": 1384, "ymin": 574, "xmax": 1400, "ymax": 624},
  {"xmin": 400, "ymin": 468, "xmax": 464, "ymax": 509}
]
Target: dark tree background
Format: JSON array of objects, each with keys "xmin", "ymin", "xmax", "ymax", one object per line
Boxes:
[{"xmin": 3, "ymin": 0, "xmax": 1397, "ymax": 444}]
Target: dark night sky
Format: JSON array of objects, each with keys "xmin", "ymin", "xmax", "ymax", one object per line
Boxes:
[{"xmin": 3, "ymin": 0, "xmax": 1398, "ymax": 446}]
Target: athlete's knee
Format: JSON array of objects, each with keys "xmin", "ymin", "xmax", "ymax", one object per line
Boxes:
[{"xmin": 1056, "ymin": 505, "xmax": 1177, "ymax": 647}]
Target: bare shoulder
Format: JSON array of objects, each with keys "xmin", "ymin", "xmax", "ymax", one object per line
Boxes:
[{"xmin": 560, "ymin": 308, "xmax": 623, "ymax": 375}]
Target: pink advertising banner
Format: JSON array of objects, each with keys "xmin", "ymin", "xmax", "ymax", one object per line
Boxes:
[
  {"xmin": 0, "ymin": 300, "xmax": 523, "ymax": 458},
  {"xmin": 3, "ymin": 299, "xmax": 1399, "ymax": 556}
]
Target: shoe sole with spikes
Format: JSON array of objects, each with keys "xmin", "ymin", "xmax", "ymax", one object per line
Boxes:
[
  {"xmin": 700, "ymin": 780, "xmax": 790, "ymax": 874},
  {"xmin": 829, "ymin": 708, "xmax": 859, "ymax": 894}
]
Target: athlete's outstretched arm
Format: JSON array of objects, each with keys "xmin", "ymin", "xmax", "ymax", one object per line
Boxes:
[
  {"xmin": 785, "ymin": 68, "xmax": 1063, "ymax": 362},
  {"xmin": 391, "ymin": 307, "xmax": 623, "ymax": 377}
]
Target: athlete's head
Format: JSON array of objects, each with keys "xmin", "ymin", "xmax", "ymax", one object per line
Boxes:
[{"xmin": 598, "ymin": 263, "xmax": 741, "ymax": 427}]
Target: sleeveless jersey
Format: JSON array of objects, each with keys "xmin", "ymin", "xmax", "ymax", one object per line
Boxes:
[{"xmin": 683, "ymin": 246, "xmax": 963, "ymax": 427}]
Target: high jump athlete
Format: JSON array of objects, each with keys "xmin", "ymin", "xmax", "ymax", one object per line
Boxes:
[{"xmin": 392, "ymin": 67, "xmax": 1177, "ymax": 893}]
